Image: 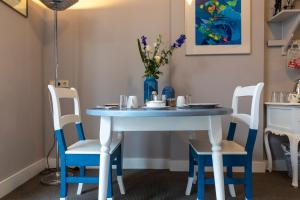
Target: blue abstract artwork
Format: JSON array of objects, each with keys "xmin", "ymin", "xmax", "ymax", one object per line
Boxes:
[{"xmin": 195, "ymin": 0, "xmax": 241, "ymax": 46}]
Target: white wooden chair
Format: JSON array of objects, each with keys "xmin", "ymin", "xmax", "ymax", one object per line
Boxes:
[
  {"xmin": 48, "ymin": 85, "xmax": 125, "ymax": 200},
  {"xmin": 185, "ymin": 83, "xmax": 264, "ymax": 200}
]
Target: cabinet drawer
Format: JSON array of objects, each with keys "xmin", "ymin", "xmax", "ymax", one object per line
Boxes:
[{"xmin": 267, "ymin": 106, "xmax": 300, "ymax": 134}]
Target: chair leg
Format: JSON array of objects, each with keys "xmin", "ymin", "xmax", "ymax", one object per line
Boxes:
[
  {"xmin": 289, "ymin": 137, "xmax": 300, "ymax": 187},
  {"xmin": 117, "ymin": 176, "xmax": 125, "ymax": 195},
  {"xmin": 264, "ymin": 131, "xmax": 273, "ymax": 172},
  {"xmin": 77, "ymin": 166, "xmax": 86, "ymax": 195},
  {"xmin": 186, "ymin": 146, "xmax": 195, "ymax": 196},
  {"xmin": 186, "ymin": 178, "xmax": 194, "ymax": 196},
  {"xmin": 197, "ymin": 156, "xmax": 205, "ymax": 200},
  {"xmin": 228, "ymin": 184, "xmax": 236, "ymax": 198},
  {"xmin": 60, "ymin": 160, "xmax": 68, "ymax": 200},
  {"xmin": 193, "ymin": 170, "xmax": 197, "ymax": 184},
  {"xmin": 227, "ymin": 166, "xmax": 236, "ymax": 197},
  {"xmin": 107, "ymin": 163, "xmax": 113, "ymax": 199},
  {"xmin": 245, "ymin": 162, "xmax": 253, "ymax": 200},
  {"xmin": 116, "ymin": 145, "xmax": 125, "ymax": 195}
]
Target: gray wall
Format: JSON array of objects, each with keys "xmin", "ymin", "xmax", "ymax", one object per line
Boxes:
[
  {"xmin": 170, "ymin": 0, "xmax": 264, "ymax": 161},
  {"xmin": 0, "ymin": 1, "xmax": 44, "ymax": 181},
  {"xmin": 43, "ymin": 0, "xmax": 266, "ymax": 162},
  {"xmin": 0, "ymin": 0, "xmax": 296, "ymax": 184},
  {"xmin": 43, "ymin": 0, "xmax": 172, "ymax": 159},
  {"xmin": 0, "ymin": 0, "xmax": 292, "ymax": 176}
]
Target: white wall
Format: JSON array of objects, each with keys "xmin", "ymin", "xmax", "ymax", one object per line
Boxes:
[{"xmin": 0, "ymin": 1, "xmax": 44, "ymax": 181}]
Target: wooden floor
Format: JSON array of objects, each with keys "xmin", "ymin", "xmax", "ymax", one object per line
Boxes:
[{"xmin": 2, "ymin": 170, "xmax": 300, "ymax": 200}]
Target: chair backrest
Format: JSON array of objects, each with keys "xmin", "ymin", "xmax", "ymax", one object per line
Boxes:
[
  {"xmin": 48, "ymin": 85, "xmax": 82, "ymax": 131},
  {"xmin": 231, "ymin": 82, "xmax": 264, "ymax": 130}
]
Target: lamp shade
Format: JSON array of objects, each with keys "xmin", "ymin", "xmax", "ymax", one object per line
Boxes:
[
  {"xmin": 7, "ymin": 0, "xmax": 21, "ymax": 6},
  {"xmin": 40, "ymin": 0, "xmax": 78, "ymax": 11}
]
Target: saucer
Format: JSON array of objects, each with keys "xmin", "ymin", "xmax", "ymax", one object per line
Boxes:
[
  {"xmin": 143, "ymin": 106, "xmax": 170, "ymax": 110},
  {"xmin": 178, "ymin": 103, "xmax": 220, "ymax": 109},
  {"xmin": 146, "ymin": 100, "xmax": 166, "ymax": 108}
]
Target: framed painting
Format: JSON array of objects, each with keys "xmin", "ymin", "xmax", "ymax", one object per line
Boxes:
[
  {"xmin": 1, "ymin": 0, "xmax": 28, "ymax": 17},
  {"xmin": 185, "ymin": 0, "xmax": 251, "ymax": 55}
]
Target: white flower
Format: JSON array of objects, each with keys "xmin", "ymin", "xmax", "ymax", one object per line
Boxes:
[
  {"xmin": 154, "ymin": 55, "xmax": 161, "ymax": 64},
  {"xmin": 146, "ymin": 45, "xmax": 152, "ymax": 52},
  {"xmin": 153, "ymin": 43, "xmax": 157, "ymax": 47}
]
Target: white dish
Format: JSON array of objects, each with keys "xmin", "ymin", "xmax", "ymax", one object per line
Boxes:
[
  {"xmin": 105, "ymin": 103, "xmax": 119, "ymax": 107},
  {"xmin": 143, "ymin": 106, "xmax": 170, "ymax": 110},
  {"xmin": 188, "ymin": 103, "xmax": 219, "ymax": 106},
  {"xmin": 96, "ymin": 105, "xmax": 116, "ymax": 109},
  {"xmin": 146, "ymin": 100, "xmax": 166, "ymax": 108},
  {"xmin": 179, "ymin": 103, "xmax": 220, "ymax": 108}
]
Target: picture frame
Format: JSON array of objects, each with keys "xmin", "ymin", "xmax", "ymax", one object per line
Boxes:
[
  {"xmin": 185, "ymin": 0, "xmax": 251, "ymax": 55},
  {"xmin": 1, "ymin": 0, "xmax": 28, "ymax": 17}
]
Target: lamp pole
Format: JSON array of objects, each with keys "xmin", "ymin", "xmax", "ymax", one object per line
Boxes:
[
  {"xmin": 39, "ymin": 0, "xmax": 79, "ymax": 186},
  {"xmin": 54, "ymin": 10, "xmax": 59, "ymax": 87}
]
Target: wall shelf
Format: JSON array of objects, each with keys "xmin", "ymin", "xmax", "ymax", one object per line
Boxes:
[{"xmin": 267, "ymin": 9, "xmax": 300, "ymax": 55}]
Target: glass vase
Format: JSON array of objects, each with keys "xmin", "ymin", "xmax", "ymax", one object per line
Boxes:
[{"xmin": 144, "ymin": 75, "xmax": 158, "ymax": 103}]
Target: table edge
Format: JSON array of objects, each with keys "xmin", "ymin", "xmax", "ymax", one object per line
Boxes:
[{"xmin": 86, "ymin": 107, "xmax": 233, "ymax": 117}]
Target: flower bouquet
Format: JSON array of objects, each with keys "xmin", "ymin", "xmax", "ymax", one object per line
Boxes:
[
  {"xmin": 137, "ymin": 34, "xmax": 186, "ymax": 79},
  {"xmin": 138, "ymin": 34, "xmax": 186, "ymax": 103}
]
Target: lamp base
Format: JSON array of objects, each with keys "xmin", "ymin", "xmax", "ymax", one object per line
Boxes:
[
  {"xmin": 40, "ymin": 170, "xmax": 60, "ymax": 185},
  {"xmin": 40, "ymin": 169, "xmax": 73, "ymax": 186}
]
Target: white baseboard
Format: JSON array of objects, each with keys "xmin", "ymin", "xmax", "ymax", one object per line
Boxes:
[
  {"xmin": 0, "ymin": 159, "xmax": 45, "ymax": 199},
  {"xmin": 169, "ymin": 160, "xmax": 189, "ymax": 172},
  {"xmin": 124, "ymin": 158, "xmax": 169, "ymax": 169},
  {"xmin": 169, "ymin": 160, "xmax": 267, "ymax": 173},
  {"xmin": 48, "ymin": 158, "xmax": 170, "ymax": 170},
  {"xmin": 48, "ymin": 158, "xmax": 267, "ymax": 172},
  {"xmin": 0, "ymin": 156, "xmax": 283, "ymax": 199},
  {"xmin": 47, "ymin": 158, "xmax": 56, "ymax": 169}
]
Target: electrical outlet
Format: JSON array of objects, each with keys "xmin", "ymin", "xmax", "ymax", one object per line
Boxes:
[{"xmin": 49, "ymin": 80, "xmax": 70, "ymax": 88}]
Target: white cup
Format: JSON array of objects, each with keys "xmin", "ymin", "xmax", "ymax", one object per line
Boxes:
[
  {"xmin": 176, "ymin": 96, "xmax": 186, "ymax": 107},
  {"xmin": 127, "ymin": 96, "xmax": 139, "ymax": 108}
]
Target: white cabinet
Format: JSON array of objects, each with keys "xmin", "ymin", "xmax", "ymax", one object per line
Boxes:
[
  {"xmin": 267, "ymin": 104, "xmax": 300, "ymax": 134},
  {"xmin": 265, "ymin": 102, "xmax": 300, "ymax": 187}
]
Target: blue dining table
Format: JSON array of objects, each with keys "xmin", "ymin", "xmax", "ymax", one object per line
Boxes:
[{"xmin": 86, "ymin": 106, "xmax": 232, "ymax": 200}]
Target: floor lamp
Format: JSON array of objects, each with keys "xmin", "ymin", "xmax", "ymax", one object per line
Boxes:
[{"xmin": 40, "ymin": 0, "xmax": 78, "ymax": 185}]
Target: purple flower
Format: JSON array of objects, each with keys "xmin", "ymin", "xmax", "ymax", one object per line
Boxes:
[
  {"xmin": 141, "ymin": 36, "xmax": 147, "ymax": 46},
  {"xmin": 176, "ymin": 34, "xmax": 186, "ymax": 47},
  {"xmin": 171, "ymin": 34, "xmax": 186, "ymax": 49}
]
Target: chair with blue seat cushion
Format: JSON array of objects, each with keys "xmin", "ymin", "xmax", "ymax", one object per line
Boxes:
[
  {"xmin": 48, "ymin": 85, "xmax": 125, "ymax": 200},
  {"xmin": 185, "ymin": 82, "xmax": 264, "ymax": 200}
]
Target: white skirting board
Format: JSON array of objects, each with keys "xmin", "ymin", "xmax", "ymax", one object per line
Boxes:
[
  {"xmin": 0, "ymin": 157, "xmax": 284, "ymax": 198},
  {"xmin": 0, "ymin": 159, "xmax": 45, "ymax": 199},
  {"xmin": 48, "ymin": 158, "xmax": 267, "ymax": 172}
]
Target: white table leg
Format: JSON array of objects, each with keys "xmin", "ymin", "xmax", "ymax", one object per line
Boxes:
[
  {"xmin": 288, "ymin": 136, "xmax": 300, "ymax": 188},
  {"xmin": 208, "ymin": 116, "xmax": 225, "ymax": 200},
  {"xmin": 98, "ymin": 117, "xmax": 112, "ymax": 200},
  {"xmin": 264, "ymin": 130, "xmax": 273, "ymax": 172}
]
